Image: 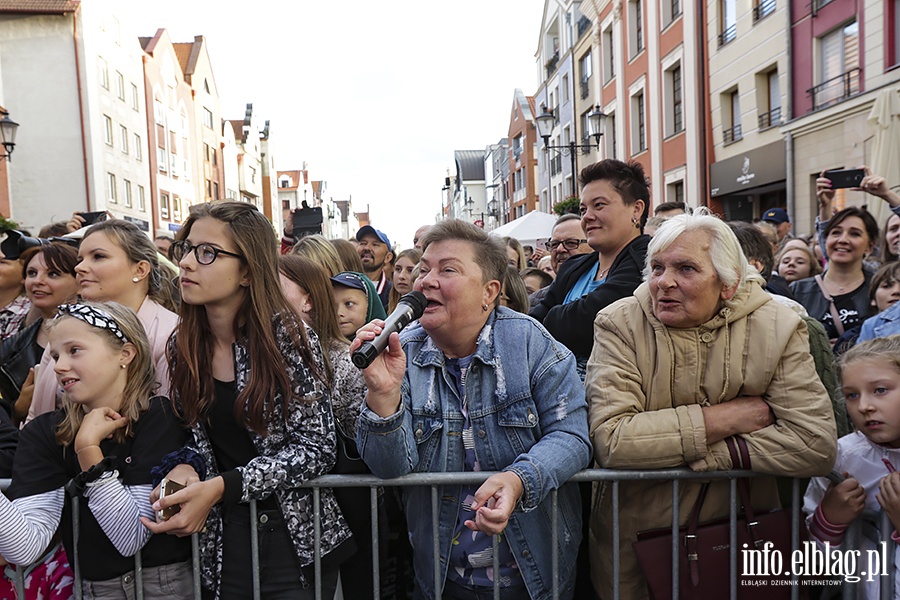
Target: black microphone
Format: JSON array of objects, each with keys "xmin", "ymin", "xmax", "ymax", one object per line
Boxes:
[{"xmin": 352, "ymin": 291, "xmax": 427, "ymax": 369}]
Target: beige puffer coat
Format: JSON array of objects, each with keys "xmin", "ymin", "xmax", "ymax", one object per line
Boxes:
[{"xmin": 586, "ymin": 281, "xmax": 837, "ymax": 600}]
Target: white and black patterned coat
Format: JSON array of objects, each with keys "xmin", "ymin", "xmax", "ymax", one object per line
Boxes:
[{"xmin": 174, "ymin": 316, "xmax": 352, "ymax": 597}]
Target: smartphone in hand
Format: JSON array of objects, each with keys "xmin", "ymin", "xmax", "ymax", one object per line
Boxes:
[
  {"xmin": 78, "ymin": 211, "xmax": 108, "ymax": 226},
  {"xmin": 157, "ymin": 478, "xmax": 185, "ymax": 521},
  {"xmin": 824, "ymin": 168, "xmax": 866, "ymax": 189}
]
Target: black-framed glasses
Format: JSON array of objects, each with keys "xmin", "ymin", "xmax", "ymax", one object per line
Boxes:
[
  {"xmin": 544, "ymin": 238, "xmax": 587, "ymax": 251},
  {"xmin": 171, "ymin": 240, "xmax": 243, "ymax": 265}
]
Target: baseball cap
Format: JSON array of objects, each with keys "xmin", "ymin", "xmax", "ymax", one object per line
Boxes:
[
  {"xmin": 762, "ymin": 208, "xmax": 790, "ymax": 225},
  {"xmin": 330, "ymin": 271, "xmax": 368, "ymax": 292},
  {"xmin": 356, "ymin": 225, "xmax": 391, "ymax": 248}
]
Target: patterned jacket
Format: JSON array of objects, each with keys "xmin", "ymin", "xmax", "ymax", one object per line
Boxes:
[{"xmin": 173, "ymin": 315, "xmax": 351, "ymax": 597}]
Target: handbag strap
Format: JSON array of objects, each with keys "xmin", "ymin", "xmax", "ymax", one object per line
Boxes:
[
  {"xmin": 814, "ymin": 274, "xmax": 846, "ymax": 336},
  {"xmin": 728, "ymin": 436, "xmax": 766, "ymax": 548},
  {"xmin": 685, "ymin": 482, "xmax": 710, "ymax": 586}
]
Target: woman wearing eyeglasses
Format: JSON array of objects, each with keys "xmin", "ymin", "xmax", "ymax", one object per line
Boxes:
[
  {"xmin": 26, "ymin": 220, "xmax": 179, "ymax": 422},
  {"xmin": 531, "ymin": 159, "xmax": 651, "ymax": 379},
  {"xmin": 143, "ymin": 202, "xmax": 352, "ymax": 600}
]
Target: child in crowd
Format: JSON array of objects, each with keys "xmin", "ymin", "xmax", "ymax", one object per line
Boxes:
[
  {"xmin": 331, "ymin": 271, "xmax": 386, "ymax": 341},
  {"xmin": 803, "ymin": 335, "xmax": 900, "ymax": 598},
  {"xmin": 388, "ymin": 249, "xmax": 421, "ymax": 313},
  {"xmin": 0, "ymin": 301, "xmax": 191, "ymax": 599},
  {"xmin": 143, "ymin": 201, "xmax": 352, "ymax": 600}
]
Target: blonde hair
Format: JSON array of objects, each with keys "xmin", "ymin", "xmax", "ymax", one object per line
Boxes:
[
  {"xmin": 50, "ymin": 301, "xmax": 154, "ymax": 445},
  {"xmin": 839, "ymin": 335, "xmax": 900, "ymax": 382},
  {"xmin": 291, "ymin": 234, "xmax": 344, "ymax": 276}
]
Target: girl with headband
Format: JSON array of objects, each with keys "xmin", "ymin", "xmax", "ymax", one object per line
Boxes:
[{"xmin": 0, "ymin": 301, "xmax": 192, "ymax": 598}]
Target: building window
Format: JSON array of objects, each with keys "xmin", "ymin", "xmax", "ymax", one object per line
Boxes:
[
  {"xmin": 664, "ymin": 0, "xmax": 682, "ymax": 25},
  {"xmin": 154, "ymin": 99, "xmax": 165, "ymax": 125},
  {"xmin": 107, "ymin": 173, "xmax": 117, "ymax": 203},
  {"xmin": 138, "ymin": 185, "xmax": 146, "ymax": 211},
  {"xmin": 669, "ymin": 180, "xmax": 685, "ymax": 204},
  {"xmin": 758, "ymin": 69, "xmax": 782, "ymax": 129},
  {"xmin": 123, "ymin": 179, "xmax": 132, "ymax": 208},
  {"xmin": 665, "ymin": 64, "xmax": 684, "ymax": 136},
  {"xmin": 157, "ymin": 147, "xmax": 167, "ymax": 172},
  {"xmin": 131, "ymin": 83, "xmax": 139, "ymax": 110},
  {"xmin": 605, "ymin": 111, "xmax": 617, "ymax": 159},
  {"xmin": 562, "ymin": 74, "xmax": 570, "ymax": 104},
  {"xmin": 204, "ymin": 143, "xmax": 211, "ymax": 163},
  {"xmin": 160, "ymin": 193, "xmax": 170, "ymax": 219},
  {"xmin": 629, "ymin": 0, "xmax": 644, "ymax": 57},
  {"xmin": 206, "ymin": 179, "xmax": 212, "ymax": 198},
  {"xmin": 99, "ymin": 58, "xmax": 109, "ymax": 89},
  {"xmin": 250, "ymin": 167, "xmax": 257, "ymax": 184},
  {"xmin": 134, "ymin": 134, "xmax": 142, "ymax": 160},
  {"xmin": 580, "ymin": 50, "xmax": 592, "ymax": 99},
  {"xmin": 719, "ymin": 0, "xmax": 737, "ymax": 46},
  {"xmin": 203, "ymin": 107, "xmax": 214, "ymax": 129},
  {"xmin": 631, "ymin": 91, "xmax": 646, "ymax": 154},
  {"xmin": 811, "ymin": 21, "xmax": 860, "ymax": 110},
  {"xmin": 753, "ymin": 0, "xmax": 776, "ymax": 22},
  {"xmin": 723, "ymin": 89, "xmax": 742, "ymax": 144},
  {"xmin": 603, "ymin": 25, "xmax": 616, "ymax": 82},
  {"xmin": 103, "ymin": 116, "xmax": 113, "ymax": 145},
  {"xmin": 115, "ymin": 72, "xmax": 125, "ymax": 100},
  {"xmin": 120, "ymin": 125, "xmax": 128, "ymax": 154},
  {"xmin": 213, "ymin": 182, "xmax": 219, "ymax": 200},
  {"xmin": 173, "ymin": 196, "xmax": 182, "ymax": 217}
]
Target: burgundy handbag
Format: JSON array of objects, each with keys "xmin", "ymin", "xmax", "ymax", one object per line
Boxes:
[{"xmin": 632, "ymin": 437, "xmax": 805, "ymax": 600}]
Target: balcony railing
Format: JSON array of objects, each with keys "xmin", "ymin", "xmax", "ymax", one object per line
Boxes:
[
  {"xmin": 545, "ymin": 51, "xmax": 560, "ymax": 78},
  {"xmin": 577, "ymin": 15, "xmax": 591, "ymax": 39},
  {"xmin": 723, "ymin": 123, "xmax": 743, "ymax": 145},
  {"xmin": 580, "ymin": 76, "xmax": 590, "ymax": 99},
  {"xmin": 718, "ymin": 24, "xmax": 736, "ymax": 47},
  {"xmin": 550, "ymin": 154, "xmax": 562, "ymax": 176},
  {"xmin": 758, "ymin": 106, "xmax": 782, "ymax": 130},
  {"xmin": 753, "ymin": 0, "xmax": 776, "ymax": 22},
  {"xmin": 807, "ymin": 67, "xmax": 861, "ymax": 112}
]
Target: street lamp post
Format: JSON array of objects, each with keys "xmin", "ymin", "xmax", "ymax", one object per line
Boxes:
[
  {"xmin": 536, "ymin": 105, "xmax": 606, "ymax": 197},
  {"xmin": 0, "ymin": 110, "xmax": 19, "ymax": 161}
]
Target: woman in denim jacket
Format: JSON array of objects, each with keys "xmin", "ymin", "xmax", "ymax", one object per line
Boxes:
[{"xmin": 353, "ymin": 219, "xmax": 591, "ymax": 600}]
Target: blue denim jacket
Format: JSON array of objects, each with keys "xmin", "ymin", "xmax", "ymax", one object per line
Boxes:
[
  {"xmin": 357, "ymin": 307, "xmax": 591, "ymax": 600},
  {"xmin": 858, "ymin": 297, "xmax": 900, "ymax": 343}
]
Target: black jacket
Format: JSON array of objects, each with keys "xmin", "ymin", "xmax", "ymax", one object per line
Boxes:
[
  {"xmin": 530, "ymin": 235, "xmax": 650, "ymax": 358},
  {"xmin": 0, "ymin": 318, "xmax": 42, "ymax": 418}
]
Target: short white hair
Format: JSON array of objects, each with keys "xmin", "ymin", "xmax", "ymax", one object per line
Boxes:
[{"xmin": 644, "ymin": 207, "xmax": 765, "ymax": 292}]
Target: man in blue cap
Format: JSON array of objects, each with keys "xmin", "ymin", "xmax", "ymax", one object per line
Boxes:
[
  {"xmin": 356, "ymin": 225, "xmax": 393, "ymax": 310},
  {"xmin": 762, "ymin": 207, "xmax": 793, "ymax": 247}
]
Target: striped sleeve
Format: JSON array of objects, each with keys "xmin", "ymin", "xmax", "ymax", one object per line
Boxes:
[
  {"xmin": 83, "ymin": 471, "xmax": 154, "ymax": 557},
  {"xmin": 0, "ymin": 488, "xmax": 64, "ymax": 565}
]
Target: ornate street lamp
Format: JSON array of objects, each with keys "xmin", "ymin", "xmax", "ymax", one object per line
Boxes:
[
  {"xmin": 0, "ymin": 111, "xmax": 19, "ymax": 161},
  {"xmin": 536, "ymin": 105, "xmax": 606, "ymax": 196}
]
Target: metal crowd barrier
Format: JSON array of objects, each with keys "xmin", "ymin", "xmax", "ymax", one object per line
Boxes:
[{"xmin": 3, "ymin": 470, "xmax": 897, "ymax": 600}]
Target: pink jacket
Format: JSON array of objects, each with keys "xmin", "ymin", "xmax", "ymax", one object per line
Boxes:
[{"xmin": 25, "ymin": 298, "xmax": 178, "ymax": 423}]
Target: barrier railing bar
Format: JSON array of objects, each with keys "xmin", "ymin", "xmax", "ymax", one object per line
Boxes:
[
  {"xmin": 370, "ymin": 485, "xmax": 380, "ymax": 600},
  {"xmin": 191, "ymin": 532, "xmax": 201, "ymax": 600},
  {"xmin": 729, "ymin": 477, "xmax": 737, "ymax": 600},
  {"xmin": 134, "ymin": 549, "xmax": 143, "ymax": 600},
  {"xmin": 612, "ymin": 480, "xmax": 620, "ymax": 600},
  {"xmin": 492, "ymin": 528, "xmax": 500, "ymax": 600},
  {"xmin": 72, "ymin": 498, "xmax": 82, "ymax": 600},
  {"xmin": 313, "ymin": 488, "xmax": 322, "ymax": 600},
  {"xmin": 671, "ymin": 478, "xmax": 679, "ymax": 599},
  {"xmin": 432, "ymin": 485, "xmax": 440, "ymax": 600},
  {"xmin": 250, "ymin": 498, "xmax": 260, "ymax": 600},
  {"xmin": 551, "ymin": 489, "xmax": 559, "ymax": 600}
]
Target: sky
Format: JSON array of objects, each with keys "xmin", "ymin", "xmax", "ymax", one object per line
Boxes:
[{"xmin": 119, "ymin": 1, "xmax": 546, "ymax": 249}]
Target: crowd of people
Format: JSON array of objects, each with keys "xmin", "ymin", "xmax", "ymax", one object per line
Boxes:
[{"xmin": 0, "ymin": 157, "xmax": 897, "ymax": 599}]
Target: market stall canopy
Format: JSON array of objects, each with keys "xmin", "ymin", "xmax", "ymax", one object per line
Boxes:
[{"xmin": 489, "ymin": 211, "xmax": 558, "ymax": 248}]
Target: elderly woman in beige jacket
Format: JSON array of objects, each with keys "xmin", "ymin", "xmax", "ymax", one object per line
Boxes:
[{"xmin": 586, "ymin": 209, "xmax": 837, "ymax": 599}]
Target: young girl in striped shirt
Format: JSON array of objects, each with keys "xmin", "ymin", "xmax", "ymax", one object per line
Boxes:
[{"xmin": 0, "ymin": 301, "xmax": 192, "ymax": 599}]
